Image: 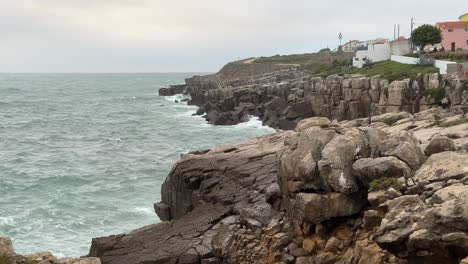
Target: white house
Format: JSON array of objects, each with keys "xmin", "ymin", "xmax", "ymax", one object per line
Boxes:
[
  {"xmin": 352, "ymin": 38, "xmax": 412, "ymax": 68},
  {"xmin": 353, "ymin": 40, "xmax": 391, "ymax": 68}
]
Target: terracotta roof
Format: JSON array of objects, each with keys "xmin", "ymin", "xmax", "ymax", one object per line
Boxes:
[
  {"xmin": 436, "ymin": 21, "xmax": 468, "ymax": 29},
  {"xmin": 397, "ymin": 36, "xmax": 407, "ymax": 40}
]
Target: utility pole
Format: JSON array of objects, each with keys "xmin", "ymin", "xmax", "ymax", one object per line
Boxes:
[
  {"xmin": 397, "ymin": 24, "xmax": 400, "ymax": 39},
  {"xmin": 393, "ymin": 24, "xmax": 396, "ymax": 41},
  {"xmin": 410, "ymin": 17, "xmax": 415, "ymax": 50}
]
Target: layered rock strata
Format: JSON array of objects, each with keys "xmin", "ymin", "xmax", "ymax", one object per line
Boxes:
[
  {"xmin": 174, "ymin": 70, "xmax": 468, "ymax": 130},
  {"xmin": 90, "ymin": 108, "xmax": 468, "ymax": 264}
]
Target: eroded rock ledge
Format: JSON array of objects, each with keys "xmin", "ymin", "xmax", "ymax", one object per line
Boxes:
[
  {"xmin": 89, "ymin": 108, "xmax": 468, "ymax": 264},
  {"xmin": 162, "ymin": 69, "xmax": 468, "ymax": 130}
]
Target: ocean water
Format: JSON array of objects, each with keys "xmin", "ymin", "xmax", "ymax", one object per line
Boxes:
[{"xmin": 0, "ymin": 73, "xmax": 274, "ymax": 257}]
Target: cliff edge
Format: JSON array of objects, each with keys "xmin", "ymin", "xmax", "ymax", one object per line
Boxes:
[{"xmin": 90, "ymin": 107, "xmax": 468, "ymax": 264}]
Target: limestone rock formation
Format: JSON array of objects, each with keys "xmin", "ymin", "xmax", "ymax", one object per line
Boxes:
[
  {"xmin": 89, "ymin": 108, "xmax": 468, "ymax": 264},
  {"xmin": 160, "ymin": 68, "xmax": 468, "ymax": 130}
]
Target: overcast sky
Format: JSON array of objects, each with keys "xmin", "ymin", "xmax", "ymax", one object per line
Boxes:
[{"xmin": 0, "ymin": 0, "xmax": 466, "ymax": 72}]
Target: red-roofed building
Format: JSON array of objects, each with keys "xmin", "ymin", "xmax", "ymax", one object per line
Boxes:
[{"xmin": 435, "ymin": 15, "xmax": 468, "ymax": 51}]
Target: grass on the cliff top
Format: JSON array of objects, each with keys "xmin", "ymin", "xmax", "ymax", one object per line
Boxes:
[
  {"xmin": 309, "ymin": 60, "xmax": 438, "ymax": 82},
  {"xmin": 250, "ymin": 51, "xmax": 438, "ymax": 82},
  {"xmin": 348, "ymin": 61, "xmax": 439, "ymax": 81}
]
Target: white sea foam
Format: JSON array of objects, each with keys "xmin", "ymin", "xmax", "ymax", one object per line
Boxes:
[
  {"xmin": 162, "ymin": 94, "xmax": 190, "ymax": 102},
  {"xmin": 133, "ymin": 206, "xmax": 154, "ymax": 215},
  {"xmin": 1, "ymin": 73, "xmax": 274, "ymax": 257},
  {"xmin": 233, "ymin": 116, "xmax": 275, "ymax": 131},
  {"xmin": 0, "ymin": 216, "xmax": 14, "ymax": 227}
]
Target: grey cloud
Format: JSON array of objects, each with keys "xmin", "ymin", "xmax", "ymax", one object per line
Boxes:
[{"xmin": 0, "ymin": 0, "xmax": 465, "ymax": 72}]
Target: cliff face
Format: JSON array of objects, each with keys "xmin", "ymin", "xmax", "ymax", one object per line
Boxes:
[
  {"xmin": 90, "ymin": 108, "xmax": 468, "ymax": 264},
  {"xmin": 179, "ymin": 69, "xmax": 468, "ymax": 130}
]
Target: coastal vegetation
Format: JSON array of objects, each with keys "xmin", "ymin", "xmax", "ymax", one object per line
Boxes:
[
  {"xmin": 311, "ymin": 60, "xmax": 439, "ymax": 81},
  {"xmin": 410, "ymin": 24, "xmax": 442, "ymax": 48},
  {"xmin": 427, "ymin": 87, "xmax": 446, "ymax": 101},
  {"xmin": 368, "ymin": 177, "xmax": 404, "ymax": 192},
  {"xmin": 250, "ymin": 51, "xmax": 439, "ymax": 82}
]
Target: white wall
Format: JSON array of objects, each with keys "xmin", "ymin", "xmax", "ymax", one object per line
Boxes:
[
  {"xmin": 390, "ymin": 40, "xmax": 411, "ymax": 56},
  {"xmin": 390, "ymin": 55, "xmax": 457, "ymax": 74},
  {"xmin": 353, "ymin": 42, "xmax": 391, "ymax": 68}
]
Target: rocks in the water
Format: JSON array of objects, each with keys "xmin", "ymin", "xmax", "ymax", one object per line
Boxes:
[
  {"xmin": 0, "ymin": 237, "xmax": 101, "ymax": 264},
  {"xmin": 159, "ymin": 84, "xmax": 186, "ymax": 96},
  {"xmin": 0, "ymin": 237, "xmax": 14, "ymax": 254},
  {"xmin": 178, "ymin": 67, "xmax": 468, "ymax": 130}
]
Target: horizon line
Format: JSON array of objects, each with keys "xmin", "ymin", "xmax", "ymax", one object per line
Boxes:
[{"xmin": 0, "ymin": 71, "xmax": 215, "ymax": 74}]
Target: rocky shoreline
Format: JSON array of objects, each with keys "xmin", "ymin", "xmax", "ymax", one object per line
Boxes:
[
  {"xmin": 89, "ymin": 106, "xmax": 468, "ymax": 263},
  {"xmin": 160, "ymin": 68, "xmax": 467, "ymax": 130},
  {"xmin": 2, "ymin": 67, "xmax": 468, "ymax": 264}
]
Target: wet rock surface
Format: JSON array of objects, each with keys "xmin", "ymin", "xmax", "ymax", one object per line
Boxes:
[{"xmin": 89, "ymin": 108, "xmax": 468, "ymax": 264}]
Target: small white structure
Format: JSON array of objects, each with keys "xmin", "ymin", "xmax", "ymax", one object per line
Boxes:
[
  {"xmin": 353, "ymin": 41, "xmax": 391, "ymax": 68},
  {"xmin": 390, "ymin": 55, "xmax": 457, "ymax": 74},
  {"xmin": 390, "ymin": 39, "xmax": 411, "ymax": 56},
  {"xmin": 340, "ymin": 40, "xmax": 361, "ymax": 52}
]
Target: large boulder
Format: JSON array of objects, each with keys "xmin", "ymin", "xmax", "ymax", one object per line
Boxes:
[
  {"xmin": 318, "ymin": 134, "xmax": 360, "ymax": 193},
  {"xmin": 380, "ymin": 131, "xmax": 426, "ymax": 170},
  {"xmin": 295, "ymin": 117, "xmax": 331, "ymax": 131},
  {"xmin": 376, "ymin": 195, "xmax": 428, "ymax": 252},
  {"xmin": 424, "ymin": 135, "xmax": 456, "ymax": 156},
  {"xmin": 371, "ymin": 112, "xmax": 412, "ymax": 125},
  {"xmin": 376, "ymin": 186, "xmax": 468, "ymax": 262},
  {"xmin": 294, "ymin": 192, "xmax": 366, "ymax": 224},
  {"xmin": 413, "ymin": 152, "xmax": 468, "ymax": 185},
  {"xmin": 353, "ymin": 157, "xmax": 412, "ymax": 187},
  {"xmin": 277, "ymin": 126, "xmax": 336, "ymax": 197}
]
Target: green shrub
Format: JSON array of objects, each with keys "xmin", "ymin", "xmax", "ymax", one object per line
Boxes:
[
  {"xmin": 427, "ymin": 88, "xmax": 445, "ymax": 101},
  {"xmin": 417, "ymin": 56, "xmax": 435, "ymax": 66},
  {"xmin": 369, "ymin": 177, "xmax": 403, "ymax": 192}
]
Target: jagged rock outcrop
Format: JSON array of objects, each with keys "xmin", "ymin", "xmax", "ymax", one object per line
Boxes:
[
  {"xmin": 162, "ymin": 69, "xmax": 468, "ymax": 130},
  {"xmin": 158, "ymin": 84, "xmax": 187, "ymax": 96},
  {"xmin": 90, "ymin": 108, "xmax": 468, "ymax": 264}
]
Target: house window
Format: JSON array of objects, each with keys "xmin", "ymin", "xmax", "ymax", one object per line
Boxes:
[
  {"xmin": 466, "ymin": 28, "xmax": 468, "ymax": 32},
  {"xmin": 466, "ymin": 40, "xmax": 468, "ymax": 45},
  {"xmin": 448, "ymin": 28, "xmax": 454, "ymax": 32},
  {"xmin": 355, "ymin": 58, "xmax": 359, "ymax": 61}
]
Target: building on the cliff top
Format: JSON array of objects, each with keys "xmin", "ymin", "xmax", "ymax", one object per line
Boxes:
[
  {"xmin": 459, "ymin": 13, "xmax": 468, "ymax": 22},
  {"xmin": 340, "ymin": 38, "xmax": 390, "ymax": 53},
  {"xmin": 352, "ymin": 38, "xmax": 411, "ymax": 68},
  {"xmin": 340, "ymin": 40, "xmax": 360, "ymax": 52},
  {"xmin": 435, "ymin": 13, "xmax": 468, "ymax": 51}
]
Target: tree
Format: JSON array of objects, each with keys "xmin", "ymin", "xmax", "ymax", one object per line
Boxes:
[{"xmin": 411, "ymin": 24, "xmax": 442, "ymax": 48}]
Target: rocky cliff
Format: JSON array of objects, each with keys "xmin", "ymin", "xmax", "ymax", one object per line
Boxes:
[
  {"xmin": 89, "ymin": 108, "xmax": 468, "ymax": 264},
  {"xmin": 170, "ymin": 69, "xmax": 468, "ymax": 130}
]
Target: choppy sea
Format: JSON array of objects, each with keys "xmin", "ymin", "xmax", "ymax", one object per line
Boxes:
[{"xmin": 0, "ymin": 73, "xmax": 274, "ymax": 256}]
